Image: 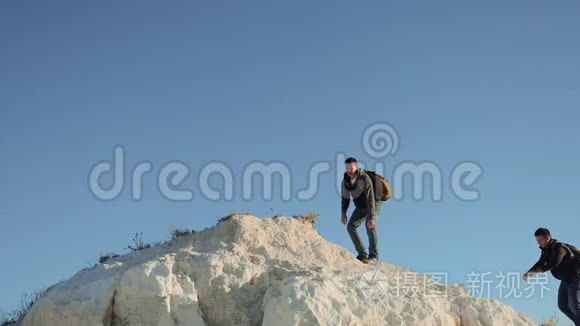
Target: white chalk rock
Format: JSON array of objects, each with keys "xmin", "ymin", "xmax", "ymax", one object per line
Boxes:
[{"xmin": 22, "ymin": 215, "xmax": 535, "ymax": 326}]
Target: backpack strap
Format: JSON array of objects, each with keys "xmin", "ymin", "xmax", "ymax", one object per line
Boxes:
[{"xmin": 555, "ymin": 241, "xmax": 576, "ymax": 259}]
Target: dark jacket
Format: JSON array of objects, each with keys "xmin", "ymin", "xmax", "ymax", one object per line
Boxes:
[
  {"xmin": 528, "ymin": 239, "xmax": 580, "ymax": 282},
  {"xmin": 341, "ymin": 169, "xmax": 377, "ymax": 219}
]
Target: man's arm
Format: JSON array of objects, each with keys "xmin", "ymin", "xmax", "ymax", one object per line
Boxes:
[
  {"xmin": 341, "ymin": 180, "xmax": 350, "ymax": 214},
  {"xmin": 524, "ymin": 251, "xmax": 546, "ymax": 280},
  {"xmin": 527, "ymin": 245, "xmax": 567, "ymax": 273},
  {"xmin": 364, "ymin": 175, "xmax": 376, "ymax": 219},
  {"xmin": 540, "ymin": 245, "xmax": 567, "ymax": 272},
  {"xmin": 527, "ymin": 252, "xmax": 547, "ymax": 274}
]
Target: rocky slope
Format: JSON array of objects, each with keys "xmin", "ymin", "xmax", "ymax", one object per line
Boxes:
[{"xmin": 20, "ymin": 214, "xmax": 535, "ymax": 326}]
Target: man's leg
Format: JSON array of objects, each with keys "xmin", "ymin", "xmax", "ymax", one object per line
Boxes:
[
  {"xmin": 347, "ymin": 208, "xmax": 367, "ymax": 258},
  {"xmin": 559, "ymin": 281, "xmax": 576, "ymax": 324},
  {"xmin": 366, "ymin": 201, "xmax": 382, "ymax": 258},
  {"xmin": 566, "ymin": 278, "xmax": 580, "ymax": 326}
]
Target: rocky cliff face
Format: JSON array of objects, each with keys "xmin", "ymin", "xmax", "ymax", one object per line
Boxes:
[{"xmin": 21, "ymin": 214, "xmax": 535, "ymax": 326}]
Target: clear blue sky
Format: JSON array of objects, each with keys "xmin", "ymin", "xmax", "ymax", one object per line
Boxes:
[{"xmin": 1, "ymin": 1, "xmax": 579, "ymax": 323}]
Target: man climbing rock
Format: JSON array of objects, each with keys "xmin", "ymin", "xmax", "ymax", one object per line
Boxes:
[
  {"xmin": 524, "ymin": 228, "xmax": 580, "ymax": 326},
  {"xmin": 340, "ymin": 157, "xmax": 382, "ymax": 264}
]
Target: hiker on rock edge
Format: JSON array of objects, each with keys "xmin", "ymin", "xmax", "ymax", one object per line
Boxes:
[
  {"xmin": 524, "ymin": 228, "xmax": 580, "ymax": 326},
  {"xmin": 340, "ymin": 157, "xmax": 382, "ymax": 264}
]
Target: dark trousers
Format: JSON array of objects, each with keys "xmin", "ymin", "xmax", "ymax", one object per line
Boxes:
[
  {"xmin": 558, "ymin": 278, "xmax": 580, "ymax": 326},
  {"xmin": 346, "ymin": 201, "xmax": 382, "ymax": 258}
]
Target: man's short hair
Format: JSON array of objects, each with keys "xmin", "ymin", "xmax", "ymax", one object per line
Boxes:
[
  {"xmin": 534, "ymin": 228, "xmax": 551, "ymax": 237},
  {"xmin": 344, "ymin": 157, "xmax": 357, "ymax": 164}
]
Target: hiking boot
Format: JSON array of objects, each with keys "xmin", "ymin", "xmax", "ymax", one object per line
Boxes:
[
  {"xmin": 356, "ymin": 254, "xmax": 368, "ymax": 262},
  {"xmin": 363, "ymin": 256, "xmax": 378, "ymax": 264}
]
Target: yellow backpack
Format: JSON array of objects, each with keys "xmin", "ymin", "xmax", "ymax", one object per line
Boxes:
[{"xmin": 365, "ymin": 170, "xmax": 392, "ymax": 201}]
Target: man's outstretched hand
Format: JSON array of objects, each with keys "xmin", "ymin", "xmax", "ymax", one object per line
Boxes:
[
  {"xmin": 523, "ymin": 272, "xmax": 536, "ymax": 281},
  {"xmin": 366, "ymin": 219, "xmax": 376, "ymax": 230},
  {"xmin": 341, "ymin": 213, "xmax": 348, "ymax": 225}
]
